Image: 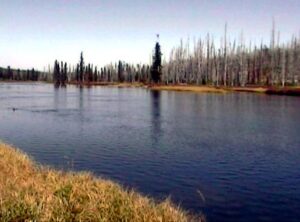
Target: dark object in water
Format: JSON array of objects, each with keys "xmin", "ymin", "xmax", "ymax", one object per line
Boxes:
[{"xmin": 12, "ymin": 108, "xmax": 16, "ymax": 112}]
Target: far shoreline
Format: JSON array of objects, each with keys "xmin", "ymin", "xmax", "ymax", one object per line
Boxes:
[
  {"xmin": 67, "ymin": 81, "xmax": 300, "ymax": 96},
  {"xmin": 1, "ymin": 80, "xmax": 300, "ymax": 96}
]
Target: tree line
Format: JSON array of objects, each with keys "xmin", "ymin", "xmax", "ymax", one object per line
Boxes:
[
  {"xmin": 2, "ymin": 22, "xmax": 299, "ymax": 87},
  {"xmin": 53, "ymin": 52, "xmax": 156, "ymax": 86},
  {"xmin": 0, "ymin": 66, "xmax": 40, "ymax": 81},
  {"xmin": 52, "ymin": 24, "xmax": 300, "ymax": 87},
  {"xmin": 162, "ymin": 23, "xmax": 300, "ymax": 87},
  {"xmin": 53, "ymin": 40, "xmax": 162, "ymax": 86},
  {"xmin": 0, "ymin": 39, "xmax": 162, "ymax": 84}
]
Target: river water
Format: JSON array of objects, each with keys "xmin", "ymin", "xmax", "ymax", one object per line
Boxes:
[{"xmin": 0, "ymin": 82, "xmax": 300, "ymax": 221}]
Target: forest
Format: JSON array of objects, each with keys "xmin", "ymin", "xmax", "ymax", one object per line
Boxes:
[
  {"xmin": 1, "ymin": 23, "xmax": 300, "ymax": 87},
  {"xmin": 0, "ymin": 66, "xmax": 40, "ymax": 81},
  {"xmin": 163, "ymin": 23, "xmax": 300, "ymax": 87}
]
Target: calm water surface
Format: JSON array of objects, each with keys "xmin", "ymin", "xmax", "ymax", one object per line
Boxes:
[{"xmin": 0, "ymin": 83, "xmax": 300, "ymax": 222}]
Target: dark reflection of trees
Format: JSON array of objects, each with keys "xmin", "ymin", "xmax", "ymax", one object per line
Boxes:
[
  {"xmin": 53, "ymin": 86, "xmax": 67, "ymax": 111},
  {"xmin": 150, "ymin": 90, "xmax": 162, "ymax": 145},
  {"xmin": 54, "ymin": 87, "xmax": 59, "ymax": 109},
  {"xmin": 78, "ymin": 86, "xmax": 84, "ymax": 109},
  {"xmin": 77, "ymin": 86, "xmax": 85, "ymax": 127}
]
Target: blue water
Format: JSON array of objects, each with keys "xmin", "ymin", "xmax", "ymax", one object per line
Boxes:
[{"xmin": 0, "ymin": 82, "xmax": 300, "ymax": 222}]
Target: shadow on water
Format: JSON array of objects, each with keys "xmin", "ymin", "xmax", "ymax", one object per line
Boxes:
[
  {"xmin": 78, "ymin": 86, "xmax": 84, "ymax": 112},
  {"xmin": 150, "ymin": 90, "xmax": 162, "ymax": 146},
  {"xmin": 77, "ymin": 87, "xmax": 86, "ymax": 128},
  {"xmin": 53, "ymin": 86, "xmax": 67, "ymax": 111}
]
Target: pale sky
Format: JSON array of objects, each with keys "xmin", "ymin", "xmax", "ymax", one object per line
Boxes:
[{"xmin": 0, "ymin": 0, "xmax": 299, "ymax": 70}]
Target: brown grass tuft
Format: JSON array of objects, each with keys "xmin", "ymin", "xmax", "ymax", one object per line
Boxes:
[{"xmin": 0, "ymin": 143, "xmax": 204, "ymax": 222}]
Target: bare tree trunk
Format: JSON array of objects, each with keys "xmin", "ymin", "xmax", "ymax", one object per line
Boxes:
[
  {"xmin": 281, "ymin": 45, "xmax": 286, "ymax": 87},
  {"xmin": 206, "ymin": 34, "xmax": 210, "ymax": 85},
  {"xmin": 270, "ymin": 19, "xmax": 276, "ymax": 85},
  {"xmin": 223, "ymin": 23, "xmax": 228, "ymax": 86}
]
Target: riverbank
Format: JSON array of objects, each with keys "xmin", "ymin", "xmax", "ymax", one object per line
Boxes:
[
  {"xmin": 68, "ymin": 81, "xmax": 227, "ymax": 93},
  {"xmin": 225, "ymin": 86, "xmax": 300, "ymax": 96},
  {"xmin": 149, "ymin": 85, "xmax": 227, "ymax": 93},
  {"xmin": 0, "ymin": 143, "xmax": 203, "ymax": 222},
  {"xmin": 2, "ymin": 80, "xmax": 300, "ymax": 96},
  {"xmin": 67, "ymin": 81, "xmax": 300, "ymax": 96}
]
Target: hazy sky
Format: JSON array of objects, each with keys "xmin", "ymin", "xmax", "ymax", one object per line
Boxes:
[{"xmin": 1, "ymin": 0, "xmax": 299, "ymax": 70}]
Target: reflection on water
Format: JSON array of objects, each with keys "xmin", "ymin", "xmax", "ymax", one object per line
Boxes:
[
  {"xmin": 78, "ymin": 87, "xmax": 84, "ymax": 119},
  {"xmin": 0, "ymin": 83, "xmax": 300, "ymax": 222},
  {"xmin": 150, "ymin": 90, "xmax": 161, "ymax": 145}
]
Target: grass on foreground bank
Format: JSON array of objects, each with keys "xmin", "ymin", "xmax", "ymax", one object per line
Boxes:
[{"xmin": 0, "ymin": 144, "xmax": 204, "ymax": 222}]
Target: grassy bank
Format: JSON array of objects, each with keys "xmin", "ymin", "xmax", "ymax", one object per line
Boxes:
[
  {"xmin": 225, "ymin": 86, "xmax": 267, "ymax": 93},
  {"xmin": 4, "ymin": 80, "xmax": 298, "ymax": 96},
  {"xmin": 66, "ymin": 81, "xmax": 300, "ymax": 96},
  {"xmin": 149, "ymin": 84, "xmax": 300, "ymax": 95},
  {"xmin": 68, "ymin": 82, "xmax": 226, "ymax": 94},
  {"xmin": 0, "ymin": 144, "xmax": 203, "ymax": 222},
  {"xmin": 149, "ymin": 85, "xmax": 227, "ymax": 94}
]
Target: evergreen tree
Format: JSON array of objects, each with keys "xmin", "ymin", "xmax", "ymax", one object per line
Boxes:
[
  {"xmin": 26, "ymin": 69, "xmax": 30, "ymax": 80},
  {"xmin": 7, "ymin": 66, "xmax": 13, "ymax": 80},
  {"xmin": 88, "ymin": 64, "xmax": 93, "ymax": 82},
  {"xmin": 61, "ymin": 62, "xmax": 67, "ymax": 86},
  {"xmin": 0, "ymin": 68, "xmax": 3, "ymax": 79},
  {"xmin": 16, "ymin": 69, "xmax": 21, "ymax": 80},
  {"xmin": 53, "ymin": 60, "xmax": 60, "ymax": 86},
  {"xmin": 76, "ymin": 64, "xmax": 80, "ymax": 82},
  {"xmin": 100, "ymin": 68, "xmax": 104, "ymax": 81},
  {"xmin": 118, "ymin": 60, "xmax": 124, "ymax": 82},
  {"xmin": 151, "ymin": 35, "xmax": 162, "ymax": 83},
  {"xmin": 31, "ymin": 68, "xmax": 35, "ymax": 81},
  {"xmin": 94, "ymin": 66, "xmax": 98, "ymax": 82},
  {"xmin": 79, "ymin": 52, "xmax": 84, "ymax": 82}
]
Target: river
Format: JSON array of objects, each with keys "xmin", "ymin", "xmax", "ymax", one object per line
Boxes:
[{"xmin": 0, "ymin": 82, "xmax": 300, "ymax": 221}]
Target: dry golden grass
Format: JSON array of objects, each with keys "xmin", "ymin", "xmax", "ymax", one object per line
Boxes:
[
  {"xmin": 113, "ymin": 82, "xmax": 146, "ymax": 88},
  {"xmin": 0, "ymin": 144, "xmax": 204, "ymax": 222},
  {"xmin": 67, "ymin": 82, "xmax": 300, "ymax": 96},
  {"xmin": 149, "ymin": 85, "xmax": 227, "ymax": 94},
  {"xmin": 68, "ymin": 82, "xmax": 226, "ymax": 93},
  {"xmin": 225, "ymin": 87, "xmax": 267, "ymax": 93}
]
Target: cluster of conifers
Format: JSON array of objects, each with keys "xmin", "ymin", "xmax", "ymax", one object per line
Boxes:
[
  {"xmin": 0, "ymin": 66, "xmax": 39, "ymax": 81},
  {"xmin": 53, "ymin": 41, "xmax": 163, "ymax": 86},
  {"xmin": 53, "ymin": 60, "xmax": 68, "ymax": 87}
]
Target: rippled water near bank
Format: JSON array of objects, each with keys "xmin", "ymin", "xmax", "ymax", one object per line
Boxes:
[{"xmin": 1, "ymin": 82, "xmax": 300, "ymax": 222}]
